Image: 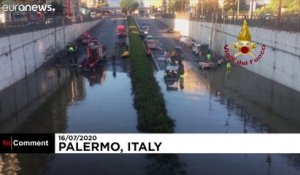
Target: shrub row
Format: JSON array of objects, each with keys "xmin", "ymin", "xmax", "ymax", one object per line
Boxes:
[{"xmin": 127, "ymin": 16, "xmax": 174, "ymax": 133}]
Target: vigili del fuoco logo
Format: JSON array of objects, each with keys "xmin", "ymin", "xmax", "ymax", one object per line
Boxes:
[{"xmin": 224, "ymin": 20, "xmax": 266, "ymax": 66}]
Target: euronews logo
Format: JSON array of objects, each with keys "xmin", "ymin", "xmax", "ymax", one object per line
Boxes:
[{"xmin": 1, "ymin": 0, "xmax": 55, "ymax": 12}]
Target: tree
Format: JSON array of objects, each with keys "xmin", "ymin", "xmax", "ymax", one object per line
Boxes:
[
  {"xmin": 50, "ymin": 1, "xmax": 63, "ymax": 16},
  {"xmin": 224, "ymin": 0, "xmax": 237, "ymax": 17},
  {"xmin": 139, "ymin": 0, "xmax": 144, "ymax": 8},
  {"xmin": 255, "ymin": 0, "xmax": 300, "ymax": 16},
  {"xmin": 197, "ymin": 0, "xmax": 221, "ymax": 20},
  {"xmin": 239, "ymin": 0, "xmax": 248, "ymax": 11},
  {"xmin": 120, "ymin": 0, "xmax": 139, "ymax": 15},
  {"xmin": 168, "ymin": 0, "xmax": 181, "ymax": 12}
]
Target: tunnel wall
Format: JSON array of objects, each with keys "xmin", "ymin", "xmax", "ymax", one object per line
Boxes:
[
  {"xmin": 0, "ymin": 19, "xmax": 101, "ymax": 91},
  {"xmin": 157, "ymin": 18, "xmax": 300, "ymax": 92}
]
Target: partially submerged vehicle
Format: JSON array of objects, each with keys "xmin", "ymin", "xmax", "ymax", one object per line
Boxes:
[
  {"xmin": 164, "ymin": 61, "xmax": 185, "ymax": 90},
  {"xmin": 165, "ymin": 63, "xmax": 179, "ymax": 81},
  {"xmin": 165, "ymin": 61, "xmax": 184, "ymax": 80},
  {"xmin": 121, "ymin": 50, "xmax": 129, "ymax": 58},
  {"xmin": 199, "ymin": 53, "xmax": 225, "ymax": 70},
  {"xmin": 141, "ymin": 25, "xmax": 150, "ymax": 34},
  {"xmin": 199, "ymin": 61, "xmax": 216, "ymax": 70},
  {"xmin": 144, "ymin": 35, "xmax": 154, "ymax": 42},
  {"xmin": 117, "ymin": 25, "xmax": 126, "ymax": 38},
  {"xmin": 79, "ymin": 40, "xmax": 107, "ymax": 71},
  {"xmin": 146, "ymin": 39, "xmax": 156, "ymax": 49},
  {"xmin": 79, "ymin": 32, "xmax": 92, "ymax": 44},
  {"xmin": 164, "ymin": 27, "xmax": 175, "ymax": 33},
  {"xmin": 192, "ymin": 43, "xmax": 210, "ymax": 58},
  {"xmin": 178, "ymin": 36, "xmax": 194, "ymax": 47}
]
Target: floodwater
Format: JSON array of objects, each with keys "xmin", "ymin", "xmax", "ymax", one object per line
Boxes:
[
  {"xmin": 156, "ymin": 65, "xmax": 300, "ymax": 133},
  {"xmin": 155, "ymin": 66, "xmax": 300, "ymax": 175}
]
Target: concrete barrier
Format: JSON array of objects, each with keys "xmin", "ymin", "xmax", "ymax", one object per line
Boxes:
[
  {"xmin": 157, "ymin": 18, "xmax": 300, "ymax": 92},
  {"xmin": 0, "ymin": 19, "xmax": 102, "ymax": 91}
]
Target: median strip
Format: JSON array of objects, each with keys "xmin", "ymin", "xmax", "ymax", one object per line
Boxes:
[{"xmin": 127, "ymin": 16, "xmax": 174, "ymax": 133}]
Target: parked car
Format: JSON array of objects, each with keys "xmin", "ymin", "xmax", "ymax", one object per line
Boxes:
[
  {"xmin": 146, "ymin": 39, "xmax": 156, "ymax": 49},
  {"xmin": 179, "ymin": 36, "xmax": 194, "ymax": 47},
  {"xmin": 45, "ymin": 18, "xmax": 54, "ymax": 25},
  {"xmin": 163, "ymin": 27, "xmax": 175, "ymax": 33},
  {"xmin": 199, "ymin": 61, "xmax": 216, "ymax": 70},
  {"xmin": 90, "ymin": 12, "xmax": 96, "ymax": 18},
  {"xmin": 139, "ymin": 25, "xmax": 149, "ymax": 36},
  {"xmin": 144, "ymin": 35, "xmax": 154, "ymax": 42},
  {"xmin": 175, "ymin": 33, "xmax": 182, "ymax": 41}
]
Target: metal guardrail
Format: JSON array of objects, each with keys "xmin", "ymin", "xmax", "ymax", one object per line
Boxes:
[
  {"xmin": 0, "ymin": 16, "xmax": 102, "ymax": 37},
  {"xmin": 192, "ymin": 17, "xmax": 300, "ymax": 33}
]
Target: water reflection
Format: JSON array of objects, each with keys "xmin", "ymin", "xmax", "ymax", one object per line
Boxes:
[
  {"xmin": 0, "ymin": 64, "xmax": 70, "ymax": 133},
  {"xmin": 202, "ymin": 66, "xmax": 300, "ymax": 133},
  {"xmin": 80, "ymin": 69, "xmax": 107, "ymax": 87},
  {"xmin": 146, "ymin": 154, "xmax": 186, "ymax": 175},
  {"xmin": 158, "ymin": 64, "xmax": 300, "ymax": 133},
  {"xmin": 156, "ymin": 63, "xmax": 300, "ymax": 174}
]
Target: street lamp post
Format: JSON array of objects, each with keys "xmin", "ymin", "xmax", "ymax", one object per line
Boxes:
[
  {"xmin": 250, "ymin": 0, "xmax": 254, "ymax": 19},
  {"xmin": 277, "ymin": 0, "xmax": 282, "ymax": 27},
  {"xmin": 201, "ymin": 0, "xmax": 204, "ymax": 17},
  {"xmin": 237, "ymin": 0, "xmax": 240, "ymax": 17}
]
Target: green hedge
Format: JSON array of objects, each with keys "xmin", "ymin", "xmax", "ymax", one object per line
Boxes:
[{"xmin": 127, "ymin": 16, "xmax": 174, "ymax": 133}]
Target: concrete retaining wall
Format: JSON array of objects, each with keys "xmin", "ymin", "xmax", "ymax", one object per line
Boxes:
[
  {"xmin": 0, "ymin": 66, "xmax": 70, "ymax": 133},
  {"xmin": 0, "ymin": 19, "xmax": 101, "ymax": 91},
  {"xmin": 157, "ymin": 18, "xmax": 300, "ymax": 92}
]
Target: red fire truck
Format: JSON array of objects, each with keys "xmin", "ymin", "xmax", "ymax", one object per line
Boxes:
[{"xmin": 117, "ymin": 25, "xmax": 126, "ymax": 38}]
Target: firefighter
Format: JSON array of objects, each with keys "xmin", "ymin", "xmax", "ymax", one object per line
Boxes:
[
  {"xmin": 207, "ymin": 52, "xmax": 212, "ymax": 61},
  {"xmin": 226, "ymin": 62, "xmax": 232, "ymax": 70}
]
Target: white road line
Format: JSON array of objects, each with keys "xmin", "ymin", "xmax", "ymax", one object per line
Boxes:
[{"xmin": 151, "ymin": 52, "xmax": 161, "ymax": 71}]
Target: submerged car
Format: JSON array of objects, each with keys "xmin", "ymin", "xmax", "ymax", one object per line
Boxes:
[
  {"xmin": 79, "ymin": 32, "xmax": 92, "ymax": 44},
  {"xmin": 146, "ymin": 39, "xmax": 156, "ymax": 49},
  {"xmin": 199, "ymin": 61, "xmax": 216, "ymax": 70},
  {"xmin": 178, "ymin": 36, "xmax": 194, "ymax": 47},
  {"xmin": 117, "ymin": 25, "xmax": 126, "ymax": 38},
  {"xmin": 79, "ymin": 40, "xmax": 107, "ymax": 71}
]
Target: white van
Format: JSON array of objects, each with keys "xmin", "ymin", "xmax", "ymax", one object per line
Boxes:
[{"xmin": 90, "ymin": 12, "xmax": 96, "ymax": 18}]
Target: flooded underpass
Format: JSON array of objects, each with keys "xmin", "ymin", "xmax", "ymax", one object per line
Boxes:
[{"xmin": 1, "ymin": 16, "xmax": 300, "ymax": 175}]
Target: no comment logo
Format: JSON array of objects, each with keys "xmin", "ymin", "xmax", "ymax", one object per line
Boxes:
[{"xmin": 224, "ymin": 20, "xmax": 266, "ymax": 66}]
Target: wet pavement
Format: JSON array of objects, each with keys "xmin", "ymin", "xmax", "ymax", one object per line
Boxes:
[{"xmin": 1, "ymin": 16, "xmax": 300, "ymax": 175}]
